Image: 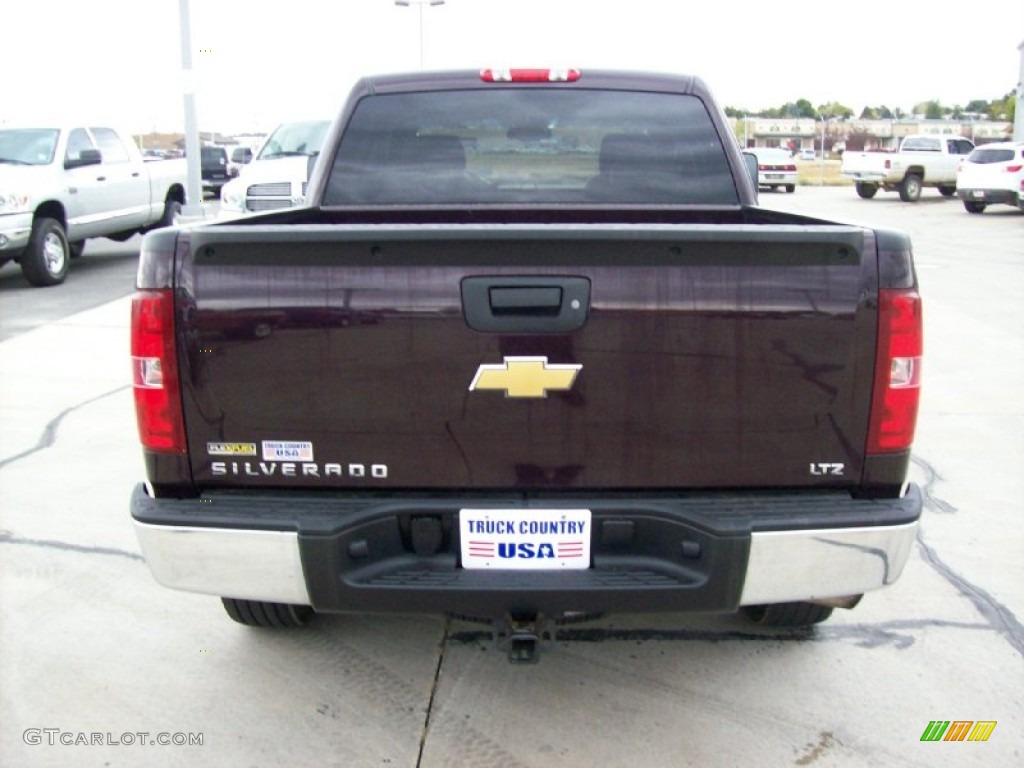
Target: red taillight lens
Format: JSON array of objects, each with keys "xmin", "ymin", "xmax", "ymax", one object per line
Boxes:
[
  {"xmin": 867, "ymin": 289, "xmax": 922, "ymax": 453},
  {"xmin": 480, "ymin": 68, "xmax": 581, "ymax": 82},
  {"xmin": 1005, "ymin": 164, "xmax": 1023, "ymax": 172},
  {"xmin": 131, "ymin": 289, "xmax": 186, "ymax": 452}
]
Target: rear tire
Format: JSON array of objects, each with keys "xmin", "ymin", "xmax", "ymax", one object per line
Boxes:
[
  {"xmin": 221, "ymin": 598, "xmax": 313, "ymax": 628},
  {"xmin": 898, "ymin": 173, "xmax": 922, "ymax": 202},
  {"xmin": 855, "ymin": 182, "xmax": 878, "ymax": 199},
  {"xmin": 785, "ymin": 184, "xmax": 795, "ymax": 193},
  {"xmin": 157, "ymin": 196, "xmax": 183, "ymax": 229},
  {"xmin": 742, "ymin": 601, "xmax": 834, "ymax": 628},
  {"xmin": 938, "ymin": 185, "xmax": 956, "ymax": 197},
  {"xmin": 963, "ymin": 200, "xmax": 986, "ymax": 214},
  {"xmin": 21, "ymin": 217, "xmax": 70, "ymax": 287}
]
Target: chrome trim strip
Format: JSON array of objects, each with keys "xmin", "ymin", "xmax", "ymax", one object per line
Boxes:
[
  {"xmin": 69, "ymin": 204, "xmax": 152, "ymax": 227},
  {"xmin": 133, "ymin": 522, "xmax": 310, "ymax": 605},
  {"xmin": 739, "ymin": 521, "xmax": 918, "ymax": 606}
]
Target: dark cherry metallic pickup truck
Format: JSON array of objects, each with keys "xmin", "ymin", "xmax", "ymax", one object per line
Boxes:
[{"xmin": 130, "ymin": 69, "xmax": 922, "ymax": 661}]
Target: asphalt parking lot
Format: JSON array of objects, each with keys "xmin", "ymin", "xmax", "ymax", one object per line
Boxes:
[{"xmin": 0, "ymin": 188, "xmax": 1021, "ymax": 767}]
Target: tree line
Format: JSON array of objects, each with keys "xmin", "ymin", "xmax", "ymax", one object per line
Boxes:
[{"xmin": 725, "ymin": 93, "xmax": 1016, "ymax": 122}]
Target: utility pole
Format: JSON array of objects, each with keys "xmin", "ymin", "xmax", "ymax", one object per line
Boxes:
[
  {"xmin": 395, "ymin": 0, "xmax": 445, "ymax": 69},
  {"xmin": 178, "ymin": 0, "xmax": 203, "ymax": 217},
  {"xmin": 1015, "ymin": 40, "xmax": 1023, "ymax": 141}
]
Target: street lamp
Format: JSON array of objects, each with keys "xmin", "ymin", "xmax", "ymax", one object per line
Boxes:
[
  {"xmin": 818, "ymin": 114, "xmax": 833, "ymax": 186},
  {"xmin": 395, "ymin": 0, "xmax": 445, "ymax": 69},
  {"xmin": 178, "ymin": 0, "xmax": 203, "ymax": 217}
]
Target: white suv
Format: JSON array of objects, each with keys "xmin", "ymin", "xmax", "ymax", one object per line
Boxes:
[{"xmin": 956, "ymin": 141, "xmax": 1024, "ymax": 213}]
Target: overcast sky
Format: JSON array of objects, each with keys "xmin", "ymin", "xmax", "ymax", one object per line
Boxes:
[{"xmin": 2, "ymin": 0, "xmax": 1021, "ymax": 134}]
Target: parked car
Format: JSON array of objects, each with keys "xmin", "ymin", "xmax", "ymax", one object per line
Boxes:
[
  {"xmin": 799, "ymin": 149, "xmax": 816, "ymax": 161},
  {"xmin": 226, "ymin": 145, "xmax": 253, "ymax": 178},
  {"xmin": 841, "ymin": 134, "xmax": 974, "ymax": 201},
  {"xmin": 955, "ymin": 141, "xmax": 1024, "ymax": 214},
  {"xmin": 219, "ymin": 120, "xmax": 330, "ymax": 217},
  {"xmin": 0, "ymin": 124, "xmax": 187, "ymax": 285},
  {"xmin": 200, "ymin": 145, "xmax": 230, "ymax": 199},
  {"xmin": 747, "ymin": 147, "xmax": 797, "ymax": 192}
]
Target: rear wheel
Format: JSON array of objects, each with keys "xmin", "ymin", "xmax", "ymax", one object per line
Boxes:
[
  {"xmin": 938, "ymin": 185, "xmax": 956, "ymax": 197},
  {"xmin": 898, "ymin": 173, "xmax": 923, "ymax": 202},
  {"xmin": 221, "ymin": 598, "xmax": 313, "ymax": 628},
  {"xmin": 785, "ymin": 184, "xmax": 795, "ymax": 193},
  {"xmin": 963, "ymin": 200, "xmax": 986, "ymax": 214},
  {"xmin": 157, "ymin": 196, "xmax": 183, "ymax": 229},
  {"xmin": 21, "ymin": 217, "xmax": 70, "ymax": 287},
  {"xmin": 742, "ymin": 601, "xmax": 834, "ymax": 628},
  {"xmin": 855, "ymin": 182, "xmax": 878, "ymax": 199}
]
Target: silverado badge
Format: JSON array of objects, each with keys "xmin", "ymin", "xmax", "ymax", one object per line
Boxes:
[{"xmin": 469, "ymin": 356, "xmax": 582, "ymax": 398}]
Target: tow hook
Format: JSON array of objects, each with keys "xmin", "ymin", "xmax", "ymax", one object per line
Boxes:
[{"xmin": 492, "ymin": 613, "xmax": 554, "ymax": 664}]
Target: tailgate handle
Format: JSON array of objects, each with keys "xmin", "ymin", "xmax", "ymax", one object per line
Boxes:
[
  {"xmin": 462, "ymin": 276, "xmax": 590, "ymax": 333},
  {"xmin": 489, "ymin": 286, "xmax": 562, "ymax": 316}
]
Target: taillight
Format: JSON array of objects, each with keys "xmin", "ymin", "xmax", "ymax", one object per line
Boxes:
[
  {"xmin": 1005, "ymin": 164, "xmax": 1023, "ymax": 172},
  {"xmin": 867, "ymin": 289, "xmax": 922, "ymax": 453},
  {"xmin": 480, "ymin": 68, "xmax": 581, "ymax": 82},
  {"xmin": 131, "ymin": 289, "xmax": 186, "ymax": 453}
]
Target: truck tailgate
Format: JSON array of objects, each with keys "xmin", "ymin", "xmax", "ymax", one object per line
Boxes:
[{"xmin": 178, "ymin": 223, "xmax": 877, "ymax": 491}]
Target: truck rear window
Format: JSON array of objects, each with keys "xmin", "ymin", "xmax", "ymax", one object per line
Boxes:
[{"xmin": 323, "ymin": 89, "xmax": 738, "ymax": 206}]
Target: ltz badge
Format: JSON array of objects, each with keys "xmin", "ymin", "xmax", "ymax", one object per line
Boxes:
[{"xmin": 469, "ymin": 356, "xmax": 582, "ymax": 398}]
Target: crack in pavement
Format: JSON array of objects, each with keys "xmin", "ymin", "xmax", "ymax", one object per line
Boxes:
[
  {"xmin": 911, "ymin": 454, "xmax": 1024, "ymax": 658},
  {"xmin": 447, "ymin": 617, "xmax": 991, "ymax": 652},
  {"xmin": 0, "ymin": 384, "xmax": 130, "ymax": 470},
  {"xmin": 911, "ymin": 455, "xmax": 957, "ymax": 514},
  {"xmin": 0, "ymin": 531, "xmax": 145, "ymax": 562},
  {"xmin": 417, "ymin": 615, "xmax": 451, "ymax": 768},
  {"xmin": 915, "ymin": 531, "xmax": 1024, "ymax": 658}
]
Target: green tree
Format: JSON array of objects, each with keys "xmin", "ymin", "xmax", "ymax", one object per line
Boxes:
[
  {"xmin": 794, "ymin": 99, "xmax": 816, "ymax": 118},
  {"xmin": 987, "ymin": 91, "xmax": 1016, "ymax": 121},
  {"xmin": 913, "ymin": 100, "xmax": 945, "ymax": 119},
  {"xmin": 815, "ymin": 102, "xmax": 854, "ymax": 120}
]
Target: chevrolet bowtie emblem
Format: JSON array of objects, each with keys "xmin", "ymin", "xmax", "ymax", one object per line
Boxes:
[{"xmin": 469, "ymin": 356, "xmax": 582, "ymax": 398}]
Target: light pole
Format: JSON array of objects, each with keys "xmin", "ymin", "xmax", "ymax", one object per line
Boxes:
[
  {"xmin": 395, "ymin": 0, "xmax": 445, "ymax": 69},
  {"xmin": 178, "ymin": 0, "xmax": 203, "ymax": 216},
  {"xmin": 818, "ymin": 114, "xmax": 830, "ymax": 186}
]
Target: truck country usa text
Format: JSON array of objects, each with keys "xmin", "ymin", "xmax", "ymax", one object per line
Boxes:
[
  {"xmin": 465, "ymin": 519, "xmax": 588, "ymax": 536},
  {"xmin": 210, "ymin": 462, "xmax": 388, "ymax": 478}
]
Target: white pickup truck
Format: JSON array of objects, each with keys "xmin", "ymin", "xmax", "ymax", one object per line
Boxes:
[
  {"xmin": 218, "ymin": 120, "xmax": 330, "ymax": 218},
  {"xmin": 841, "ymin": 134, "xmax": 975, "ymax": 202},
  {"xmin": 0, "ymin": 124, "xmax": 187, "ymax": 286}
]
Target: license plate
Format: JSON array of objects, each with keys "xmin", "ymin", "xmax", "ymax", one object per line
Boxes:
[
  {"xmin": 459, "ymin": 509, "xmax": 591, "ymax": 570},
  {"xmin": 766, "ymin": 174, "xmax": 783, "ymax": 179},
  {"xmin": 971, "ymin": 190, "xmax": 985, "ymax": 198}
]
